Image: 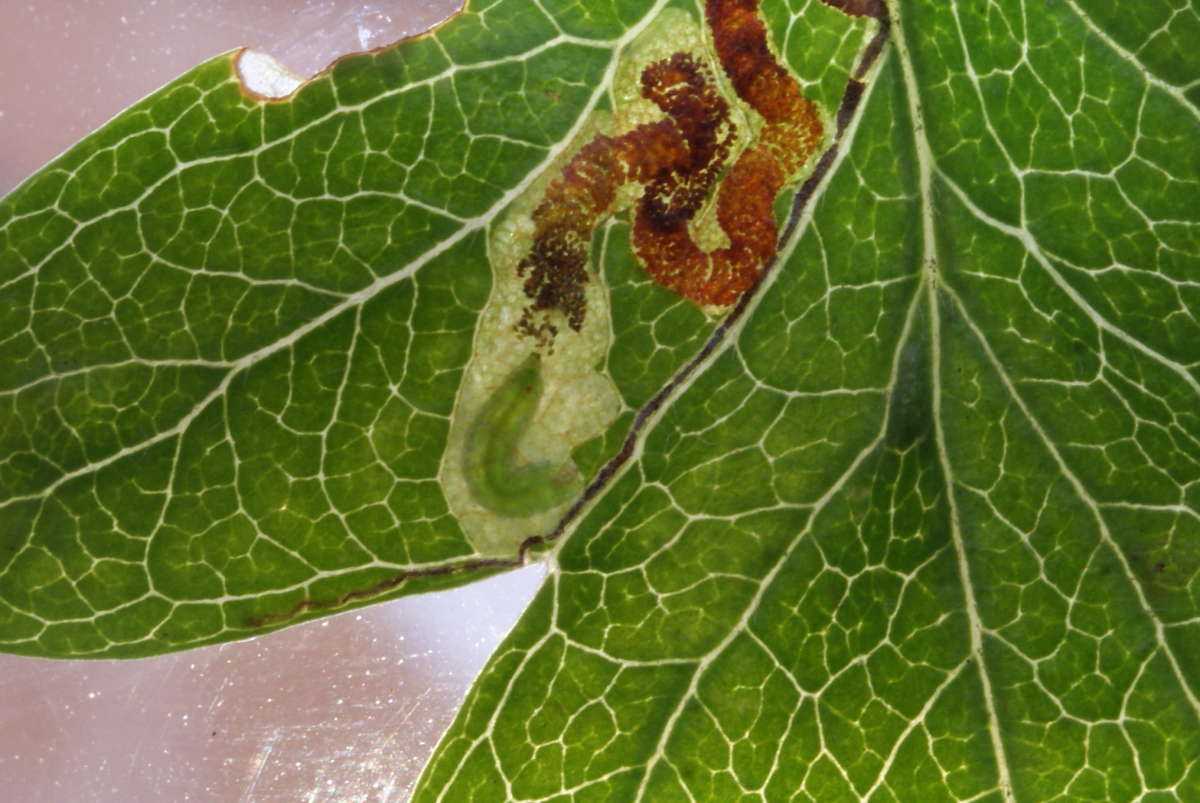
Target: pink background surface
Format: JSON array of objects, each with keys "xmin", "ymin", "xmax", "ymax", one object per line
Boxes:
[{"xmin": 0, "ymin": 2, "xmax": 545, "ymax": 800}]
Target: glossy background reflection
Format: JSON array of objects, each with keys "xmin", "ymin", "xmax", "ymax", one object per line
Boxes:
[{"xmin": 0, "ymin": 2, "xmax": 547, "ymax": 801}]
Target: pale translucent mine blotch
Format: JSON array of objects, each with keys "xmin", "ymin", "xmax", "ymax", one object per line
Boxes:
[{"xmin": 440, "ymin": 5, "xmax": 823, "ymax": 555}]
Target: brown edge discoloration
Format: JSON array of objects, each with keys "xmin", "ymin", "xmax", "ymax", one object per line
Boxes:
[
  {"xmin": 247, "ymin": 0, "xmax": 892, "ymax": 631},
  {"xmin": 246, "ymin": 555, "xmax": 516, "ymax": 629},
  {"xmin": 231, "ymin": 2, "xmax": 468, "ymax": 104}
]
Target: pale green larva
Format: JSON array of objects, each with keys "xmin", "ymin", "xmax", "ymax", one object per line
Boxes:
[{"xmin": 461, "ymin": 353, "xmax": 583, "ymax": 517}]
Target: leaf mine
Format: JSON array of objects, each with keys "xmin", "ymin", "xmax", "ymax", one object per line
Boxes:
[
  {"xmin": 442, "ymin": 0, "xmax": 827, "ymax": 555},
  {"xmin": 518, "ymin": 0, "xmax": 825, "ymax": 347}
]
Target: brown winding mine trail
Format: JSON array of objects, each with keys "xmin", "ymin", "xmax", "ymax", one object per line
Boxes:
[
  {"xmin": 517, "ymin": 0, "xmax": 824, "ymax": 344},
  {"xmin": 251, "ymin": 0, "xmax": 894, "ymax": 629}
]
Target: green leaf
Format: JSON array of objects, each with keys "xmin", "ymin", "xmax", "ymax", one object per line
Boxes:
[{"xmin": 3, "ymin": 0, "xmax": 1199, "ymax": 799}]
